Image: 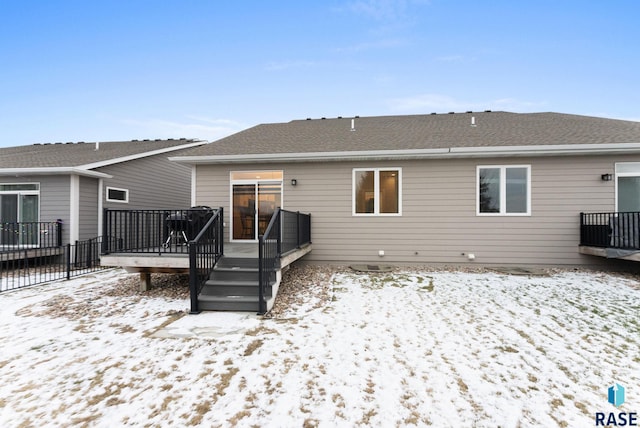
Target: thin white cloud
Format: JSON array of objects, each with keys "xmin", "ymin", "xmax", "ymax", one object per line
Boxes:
[
  {"xmin": 387, "ymin": 94, "xmax": 545, "ymax": 113},
  {"xmin": 264, "ymin": 60, "xmax": 323, "ymax": 71},
  {"xmin": 334, "ymin": 38, "xmax": 406, "ymax": 53},
  {"xmin": 346, "ymin": 0, "xmax": 429, "ymax": 21},
  {"xmin": 434, "ymin": 54, "xmax": 466, "ymax": 63},
  {"xmin": 120, "ymin": 117, "xmax": 247, "ymax": 142}
]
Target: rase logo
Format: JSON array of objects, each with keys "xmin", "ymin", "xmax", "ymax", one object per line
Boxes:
[{"xmin": 595, "ymin": 383, "xmax": 638, "ymax": 426}]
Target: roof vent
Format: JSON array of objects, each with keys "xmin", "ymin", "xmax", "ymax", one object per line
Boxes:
[
  {"xmin": 484, "ymin": 110, "xmax": 492, "ymax": 113},
  {"xmin": 430, "ymin": 112, "xmax": 437, "ymax": 115},
  {"xmin": 448, "ymin": 112, "xmax": 455, "ymax": 114},
  {"xmin": 78, "ymin": 141, "xmax": 85, "ymax": 144},
  {"xmin": 466, "ymin": 111, "xmax": 473, "ymax": 113},
  {"xmin": 132, "ymin": 139, "xmax": 138, "ymax": 142},
  {"xmin": 306, "ymin": 118, "xmax": 311, "ymax": 120},
  {"xmin": 355, "ymin": 115, "xmax": 360, "ymax": 118},
  {"xmin": 321, "ymin": 117, "xmax": 326, "ymax": 120},
  {"xmin": 55, "ymin": 142, "xmax": 63, "ymax": 145},
  {"xmin": 143, "ymin": 139, "xmax": 150, "ymax": 141},
  {"xmin": 65, "ymin": 142, "xmax": 73, "ymax": 144},
  {"xmin": 34, "ymin": 143, "xmax": 41, "ymax": 145},
  {"xmin": 180, "ymin": 138, "xmax": 186, "ymax": 140}
]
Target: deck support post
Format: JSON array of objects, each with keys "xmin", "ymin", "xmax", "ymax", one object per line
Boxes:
[{"xmin": 139, "ymin": 272, "xmax": 151, "ymax": 291}]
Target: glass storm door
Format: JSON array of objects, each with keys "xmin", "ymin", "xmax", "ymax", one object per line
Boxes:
[{"xmin": 231, "ymin": 171, "xmax": 282, "ymax": 241}]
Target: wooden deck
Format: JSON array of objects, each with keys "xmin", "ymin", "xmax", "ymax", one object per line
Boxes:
[{"xmin": 100, "ymin": 242, "xmax": 312, "ymax": 291}]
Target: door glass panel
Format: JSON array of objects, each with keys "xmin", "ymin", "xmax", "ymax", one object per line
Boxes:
[
  {"xmin": 257, "ymin": 182, "xmax": 281, "ymax": 235},
  {"xmin": 21, "ymin": 195, "xmax": 39, "ymax": 245},
  {"xmin": 232, "ymin": 184, "xmax": 256, "ymax": 240},
  {"xmin": 1, "ymin": 195, "xmax": 18, "ymax": 245},
  {"xmin": 618, "ymin": 177, "xmax": 640, "ymax": 212}
]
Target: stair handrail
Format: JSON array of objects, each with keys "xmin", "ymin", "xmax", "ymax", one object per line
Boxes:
[
  {"xmin": 258, "ymin": 208, "xmax": 281, "ymax": 314},
  {"xmin": 258, "ymin": 208, "xmax": 312, "ymax": 314},
  {"xmin": 188, "ymin": 208, "xmax": 223, "ymax": 314}
]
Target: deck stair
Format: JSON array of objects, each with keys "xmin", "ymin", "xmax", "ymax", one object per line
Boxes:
[{"xmin": 197, "ymin": 256, "xmax": 279, "ymax": 311}]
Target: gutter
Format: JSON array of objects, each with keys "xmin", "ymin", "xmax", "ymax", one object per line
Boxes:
[
  {"xmin": 169, "ymin": 142, "xmax": 640, "ymax": 164},
  {"xmin": 0, "ymin": 167, "xmax": 113, "ymax": 178}
]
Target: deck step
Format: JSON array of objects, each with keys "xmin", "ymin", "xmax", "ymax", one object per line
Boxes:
[
  {"xmin": 200, "ymin": 280, "xmax": 273, "ymax": 296},
  {"xmin": 198, "ymin": 295, "xmax": 263, "ymax": 312}
]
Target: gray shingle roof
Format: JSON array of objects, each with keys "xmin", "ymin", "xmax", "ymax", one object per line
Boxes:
[
  {"xmin": 0, "ymin": 139, "xmax": 204, "ymax": 169},
  {"xmin": 178, "ymin": 112, "xmax": 640, "ymax": 158}
]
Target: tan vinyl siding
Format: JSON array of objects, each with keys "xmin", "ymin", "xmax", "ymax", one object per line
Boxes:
[
  {"xmin": 194, "ymin": 154, "xmax": 636, "ymax": 266},
  {"xmin": 97, "ymin": 153, "xmax": 192, "ymax": 210}
]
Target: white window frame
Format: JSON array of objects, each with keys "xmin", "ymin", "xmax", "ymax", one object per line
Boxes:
[
  {"xmin": 476, "ymin": 165, "xmax": 531, "ymax": 216},
  {"xmin": 352, "ymin": 167, "xmax": 402, "ymax": 216},
  {"xmin": 0, "ymin": 182, "xmax": 40, "ymax": 222},
  {"xmin": 615, "ymin": 162, "xmax": 640, "ymax": 212},
  {"xmin": 106, "ymin": 186, "xmax": 129, "ymax": 203}
]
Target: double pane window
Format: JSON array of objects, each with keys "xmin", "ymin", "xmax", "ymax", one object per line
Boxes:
[
  {"xmin": 353, "ymin": 168, "xmax": 401, "ymax": 215},
  {"xmin": 478, "ymin": 166, "xmax": 530, "ymax": 215}
]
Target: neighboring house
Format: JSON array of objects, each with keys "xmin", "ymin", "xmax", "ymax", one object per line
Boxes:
[
  {"xmin": 170, "ymin": 111, "xmax": 640, "ymax": 266},
  {"xmin": 0, "ymin": 138, "xmax": 206, "ymax": 246}
]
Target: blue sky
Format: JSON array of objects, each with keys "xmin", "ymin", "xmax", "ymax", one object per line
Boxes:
[{"xmin": 1, "ymin": 0, "xmax": 639, "ymax": 147}]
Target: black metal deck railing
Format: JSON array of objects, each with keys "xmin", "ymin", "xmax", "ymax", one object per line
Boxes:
[
  {"xmin": 189, "ymin": 208, "xmax": 223, "ymax": 314},
  {"xmin": 580, "ymin": 212, "xmax": 640, "ymax": 249},
  {"xmin": 101, "ymin": 208, "xmax": 216, "ymax": 255},
  {"xmin": 258, "ymin": 209, "xmax": 311, "ymax": 314},
  {"xmin": 0, "ymin": 221, "xmax": 62, "ymax": 251}
]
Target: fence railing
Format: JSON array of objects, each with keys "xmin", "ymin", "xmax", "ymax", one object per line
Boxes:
[
  {"xmin": 580, "ymin": 212, "xmax": 640, "ymax": 249},
  {"xmin": 1, "ymin": 237, "xmax": 107, "ymax": 293},
  {"xmin": 258, "ymin": 209, "xmax": 311, "ymax": 314},
  {"xmin": 0, "ymin": 221, "xmax": 62, "ymax": 251},
  {"xmin": 189, "ymin": 208, "xmax": 223, "ymax": 314},
  {"xmin": 102, "ymin": 207, "xmax": 216, "ymax": 255}
]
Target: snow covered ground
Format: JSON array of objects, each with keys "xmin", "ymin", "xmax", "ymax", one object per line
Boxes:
[{"xmin": 0, "ymin": 267, "xmax": 638, "ymax": 427}]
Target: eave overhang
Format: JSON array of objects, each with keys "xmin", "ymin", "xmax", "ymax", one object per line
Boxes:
[
  {"xmin": 0, "ymin": 167, "xmax": 113, "ymax": 178},
  {"xmin": 169, "ymin": 142, "xmax": 640, "ymax": 164}
]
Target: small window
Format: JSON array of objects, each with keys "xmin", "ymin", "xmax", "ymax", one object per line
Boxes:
[
  {"xmin": 106, "ymin": 187, "xmax": 129, "ymax": 203},
  {"xmin": 477, "ymin": 166, "xmax": 530, "ymax": 215},
  {"xmin": 353, "ymin": 168, "xmax": 401, "ymax": 215}
]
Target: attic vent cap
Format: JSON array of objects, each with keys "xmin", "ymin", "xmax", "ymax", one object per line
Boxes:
[
  {"xmin": 338, "ymin": 116, "xmax": 342, "ymax": 119},
  {"xmin": 355, "ymin": 115, "xmax": 360, "ymax": 118},
  {"xmin": 448, "ymin": 112, "xmax": 455, "ymax": 114},
  {"xmin": 306, "ymin": 118, "xmax": 311, "ymax": 120},
  {"xmin": 466, "ymin": 111, "xmax": 473, "ymax": 113},
  {"xmin": 484, "ymin": 110, "xmax": 492, "ymax": 113},
  {"xmin": 78, "ymin": 141, "xmax": 85, "ymax": 144},
  {"xmin": 321, "ymin": 117, "xmax": 326, "ymax": 120},
  {"xmin": 180, "ymin": 138, "xmax": 186, "ymax": 140},
  {"xmin": 430, "ymin": 112, "xmax": 437, "ymax": 115}
]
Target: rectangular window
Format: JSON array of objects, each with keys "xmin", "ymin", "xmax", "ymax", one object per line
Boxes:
[
  {"xmin": 106, "ymin": 187, "xmax": 129, "ymax": 203},
  {"xmin": 353, "ymin": 168, "xmax": 401, "ymax": 215},
  {"xmin": 477, "ymin": 166, "xmax": 530, "ymax": 215}
]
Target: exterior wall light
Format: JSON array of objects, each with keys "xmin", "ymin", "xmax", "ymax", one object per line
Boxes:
[
  {"xmin": 291, "ymin": 179, "xmax": 297, "ymax": 186},
  {"xmin": 601, "ymin": 173, "xmax": 613, "ymax": 181}
]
